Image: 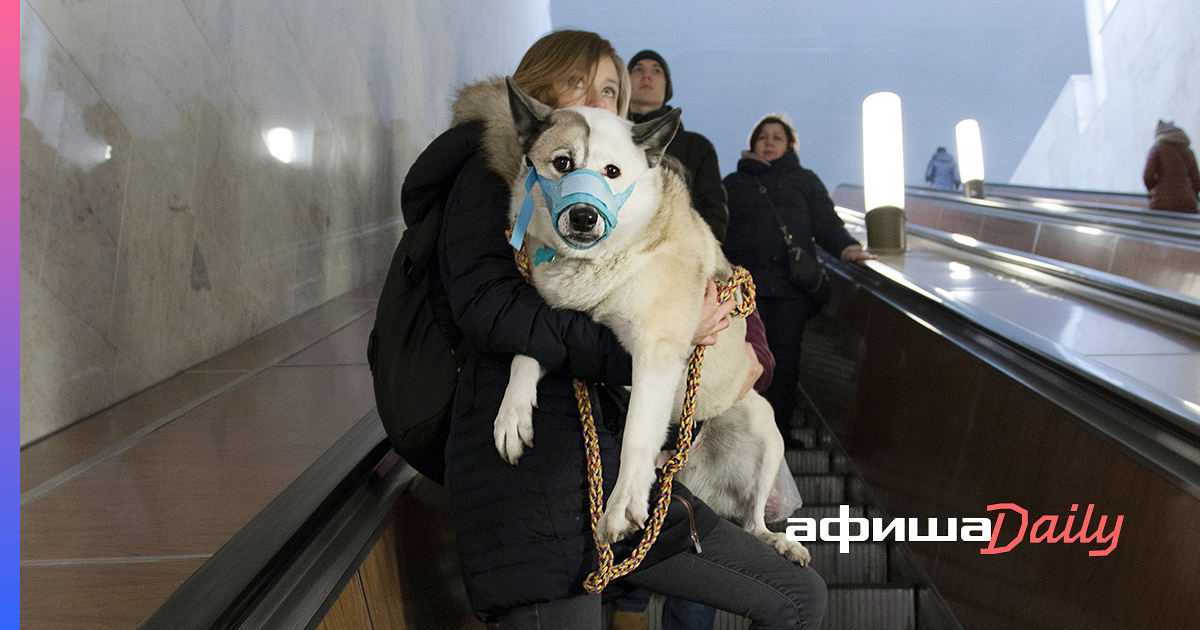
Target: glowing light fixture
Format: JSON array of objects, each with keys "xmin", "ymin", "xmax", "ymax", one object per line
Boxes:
[
  {"xmin": 266, "ymin": 127, "xmax": 295, "ymax": 163},
  {"xmin": 1074, "ymin": 226, "xmax": 1103, "ymax": 236},
  {"xmin": 955, "ymin": 119, "xmax": 985, "ymax": 199},
  {"xmin": 105, "ymin": 145, "xmax": 113, "ymax": 160},
  {"xmin": 862, "ymin": 92, "xmax": 906, "ymax": 254}
]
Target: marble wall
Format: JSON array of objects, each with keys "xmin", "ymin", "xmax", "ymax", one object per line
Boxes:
[
  {"xmin": 20, "ymin": 0, "xmax": 552, "ymax": 445},
  {"xmin": 1010, "ymin": 0, "xmax": 1200, "ymax": 191}
]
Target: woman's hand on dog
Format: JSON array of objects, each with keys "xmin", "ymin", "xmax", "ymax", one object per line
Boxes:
[{"xmin": 692, "ymin": 279, "xmax": 734, "ymax": 346}]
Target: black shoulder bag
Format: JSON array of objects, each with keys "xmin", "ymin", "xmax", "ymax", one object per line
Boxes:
[{"xmin": 754, "ymin": 178, "xmax": 829, "ymax": 297}]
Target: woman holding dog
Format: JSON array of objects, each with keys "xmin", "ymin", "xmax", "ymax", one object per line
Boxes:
[
  {"xmin": 404, "ymin": 30, "xmax": 826, "ymax": 629},
  {"xmin": 723, "ymin": 115, "xmax": 874, "ymax": 435}
]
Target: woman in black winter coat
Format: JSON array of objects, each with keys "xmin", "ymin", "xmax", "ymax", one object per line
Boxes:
[
  {"xmin": 409, "ymin": 33, "xmax": 826, "ymax": 629},
  {"xmin": 723, "ymin": 115, "xmax": 873, "ymax": 432}
]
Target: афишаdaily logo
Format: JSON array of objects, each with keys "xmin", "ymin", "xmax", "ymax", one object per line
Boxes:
[{"xmin": 784, "ymin": 504, "xmax": 1124, "ymax": 556}]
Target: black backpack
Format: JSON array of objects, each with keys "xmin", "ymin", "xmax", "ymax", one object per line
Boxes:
[{"xmin": 366, "ymin": 123, "xmax": 480, "ymax": 484}]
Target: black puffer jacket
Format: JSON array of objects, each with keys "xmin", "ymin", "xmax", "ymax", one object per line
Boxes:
[
  {"xmin": 723, "ymin": 151, "xmax": 859, "ymax": 299},
  {"xmin": 408, "ymin": 116, "xmax": 719, "ymax": 620},
  {"xmin": 631, "ymin": 105, "xmax": 728, "ymax": 242}
]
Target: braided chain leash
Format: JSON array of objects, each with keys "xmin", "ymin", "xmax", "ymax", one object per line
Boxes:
[
  {"xmin": 506, "ymin": 232, "xmax": 756, "ymax": 593},
  {"xmin": 580, "ymin": 266, "xmax": 754, "ymax": 593}
]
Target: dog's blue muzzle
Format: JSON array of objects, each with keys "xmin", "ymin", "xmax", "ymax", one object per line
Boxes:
[{"xmin": 509, "ymin": 166, "xmax": 636, "ymax": 255}]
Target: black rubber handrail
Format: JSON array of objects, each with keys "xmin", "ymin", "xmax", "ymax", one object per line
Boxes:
[
  {"xmin": 983, "ymin": 181, "xmax": 1151, "ymax": 206},
  {"xmin": 905, "ymin": 187, "xmax": 1200, "ymax": 238}
]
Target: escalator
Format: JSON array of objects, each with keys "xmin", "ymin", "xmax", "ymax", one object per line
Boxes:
[
  {"xmin": 833, "ymin": 184, "xmax": 1200, "ymax": 303},
  {"xmin": 140, "ymin": 191, "xmax": 1200, "ymax": 629},
  {"xmin": 793, "ymin": 250, "xmax": 1200, "ymax": 629}
]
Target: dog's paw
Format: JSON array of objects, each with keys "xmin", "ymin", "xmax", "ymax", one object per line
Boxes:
[
  {"xmin": 761, "ymin": 531, "xmax": 811, "ymax": 565},
  {"xmin": 596, "ymin": 487, "xmax": 649, "ymax": 545},
  {"xmin": 493, "ymin": 401, "xmax": 534, "ymax": 465}
]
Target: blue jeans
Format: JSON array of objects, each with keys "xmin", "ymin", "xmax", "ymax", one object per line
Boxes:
[
  {"xmin": 495, "ymin": 519, "xmax": 827, "ymax": 630},
  {"xmin": 663, "ymin": 597, "xmax": 718, "ymax": 629}
]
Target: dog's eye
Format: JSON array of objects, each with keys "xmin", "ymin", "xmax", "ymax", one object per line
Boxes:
[
  {"xmin": 552, "ymin": 156, "xmax": 573, "ymax": 172},
  {"xmin": 604, "ymin": 165, "xmax": 620, "ymax": 178}
]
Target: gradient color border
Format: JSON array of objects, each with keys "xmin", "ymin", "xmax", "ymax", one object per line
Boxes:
[{"xmin": 6, "ymin": 0, "xmax": 20, "ymax": 626}]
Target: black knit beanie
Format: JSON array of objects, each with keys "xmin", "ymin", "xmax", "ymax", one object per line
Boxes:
[{"xmin": 627, "ymin": 49, "xmax": 673, "ymax": 104}]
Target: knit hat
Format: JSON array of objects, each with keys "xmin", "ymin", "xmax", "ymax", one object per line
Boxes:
[
  {"xmin": 627, "ymin": 49, "xmax": 673, "ymax": 104},
  {"xmin": 747, "ymin": 112, "xmax": 799, "ymax": 152}
]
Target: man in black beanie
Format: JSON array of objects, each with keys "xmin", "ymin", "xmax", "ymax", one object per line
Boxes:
[{"xmin": 628, "ymin": 50, "xmax": 729, "ymax": 242}]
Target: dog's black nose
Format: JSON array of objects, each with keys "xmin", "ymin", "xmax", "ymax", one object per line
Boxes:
[{"xmin": 566, "ymin": 204, "xmax": 599, "ymax": 232}]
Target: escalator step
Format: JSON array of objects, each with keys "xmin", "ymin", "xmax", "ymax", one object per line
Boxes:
[
  {"xmin": 806, "ymin": 542, "xmax": 888, "ymax": 585},
  {"xmin": 823, "ymin": 587, "xmax": 916, "ymax": 630},
  {"xmin": 794, "ymin": 474, "xmax": 846, "ymax": 505},
  {"xmin": 785, "ymin": 449, "xmax": 831, "ymax": 474},
  {"xmin": 767, "ymin": 505, "xmax": 865, "ymax": 533},
  {"xmin": 789, "ymin": 427, "xmax": 818, "ymax": 448},
  {"xmin": 699, "ymin": 587, "xmax": 916, "ymax": 630}
]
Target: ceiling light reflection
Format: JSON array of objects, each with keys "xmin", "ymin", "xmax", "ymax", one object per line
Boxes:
[
  {"xmin": 1033, "ymin": 201, "xmax": 1071, "ymax": 212},
  {"xmin": 951, "ymin": 233, "xmax": 978, "ymax": 247},
  {"xmin": 266, "ymin": 127, "xmax": 295, "ymax": 163},
  {"xmin": 949, "ymin": 262, "xmax": 972, "ymax": 280}
]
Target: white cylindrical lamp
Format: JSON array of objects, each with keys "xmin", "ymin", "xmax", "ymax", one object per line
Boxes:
[
  {"xmin": 862, "ymin": 92, "xmax": 906, "ymax": 254},
  {"xmin": 956, "ymin": 119, "xmax": 985, "ymax": 198}
]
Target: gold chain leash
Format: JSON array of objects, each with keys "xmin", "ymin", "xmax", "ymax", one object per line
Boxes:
[{"xmin": 507, "ymin": 232, "xmax": 755, "ymax": 592}]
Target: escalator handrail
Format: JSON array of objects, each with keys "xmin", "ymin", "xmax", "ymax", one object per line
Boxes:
[
  {"xmin": 908, "ymin": 188, "xmax": 1200, "ymax": 238},
  {"xmin": 836, "ymin": 206, "xmax": 1200, "ymax": 326},
  {"xmin": 818, "ymin": 251, "xmax": 1200, "ymax": 501},
  {"xmin": 983, "ymin": 181, "xmax": 1152, "ymax": 206}
]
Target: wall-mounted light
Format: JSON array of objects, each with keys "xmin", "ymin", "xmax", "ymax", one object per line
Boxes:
[
  {"xmin": 265, "ymin": 127, "xmax": 295, "ymax": 164},
  {"xmin": 862, "ymin": 92, "xmax": 906, "ymax": 254},
  {"xmin": 956, "ymin": 119, "xmax": 985, "ymax": 199}
]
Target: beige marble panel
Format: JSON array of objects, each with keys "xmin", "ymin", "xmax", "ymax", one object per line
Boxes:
[
  {"xmin": 106, "ymin": 127, "xmax": 202, "ymax": 378},
  {"xmin": 19, "ymin": 0, "xmax": 551, "ymax": 445},
  {"xmin": 273, "ymin": 1, "xmax": 378, "ymax": 121},
  {"xmin": 20, "ymin": 270, "xmax": 154, "ymax": 445},
  {"xmin": 19, "ymin": 2, "xmax": 131, "ymax": 329},
  {"xmin": 18, "ymin": 78, "xmax": 56, "ymax": 278},
  {"xmin": 39, "ymin": 100, "xmax": 132, "ymax": 336},
  {"xmin": 24, "ymin": 0, "xmax": 237, "ymax": 139}
]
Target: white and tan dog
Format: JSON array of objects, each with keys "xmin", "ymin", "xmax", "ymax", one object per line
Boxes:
[{"xmin": 486, "ymin": 77, "xmax": 808, "ymax": 564}]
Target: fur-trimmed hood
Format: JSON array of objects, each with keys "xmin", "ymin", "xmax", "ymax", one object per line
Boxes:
[
  {"xmin": 1155, "ymin": 120, "xmax": 1190, "ymax": 146},
  {"xmin": 451, "ymin": 78, "xmax": 526, "ymax": 184}
]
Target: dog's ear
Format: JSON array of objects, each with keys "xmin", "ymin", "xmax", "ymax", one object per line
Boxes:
[
  {"xmin": 631, "ymin": 108, "xmax": 682, "ymax": 169},
  {"xmin": 507, "ymin": 76, "xmax": 553, "ymax": 153}
]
